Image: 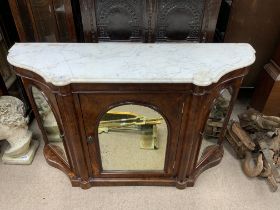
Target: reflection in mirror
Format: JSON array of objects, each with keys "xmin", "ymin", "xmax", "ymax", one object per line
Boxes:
[
  {"xmin": 198, "ymin": 88, "xmax": 232, "ymax": 162},
  {"xmin": 98, "ymin": 105, "xmax": 168, "ymax": 171},
  {"xmin": 32, "ymin": 86, "xmax": 68, "ymax": 164}
]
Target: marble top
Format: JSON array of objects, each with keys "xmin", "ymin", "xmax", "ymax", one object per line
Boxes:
[{"xmin": 7, "ymin": 43, "xmax": 255, "ymax": 86}]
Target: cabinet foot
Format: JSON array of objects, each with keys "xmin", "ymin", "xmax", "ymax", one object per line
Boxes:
[{"xmin": 176, "ymin": 180, "xmax": 187, "ymax": 189}]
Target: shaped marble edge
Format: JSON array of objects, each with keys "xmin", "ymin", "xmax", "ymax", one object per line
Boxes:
[{"xmin": 7, "ymin": 43, "xmax": 256, "ymax": 87}]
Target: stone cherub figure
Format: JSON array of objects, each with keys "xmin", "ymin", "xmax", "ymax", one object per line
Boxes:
[{"xmin": 0, "ymin": 96, "xmax": 39, "ymax": 164}]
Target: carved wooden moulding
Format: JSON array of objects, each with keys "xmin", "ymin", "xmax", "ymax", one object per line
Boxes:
[{"xmin": 7, "ymin": 43, "xmax": 255, "ymax": 189}]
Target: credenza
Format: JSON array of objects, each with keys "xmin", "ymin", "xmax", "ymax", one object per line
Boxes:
[{"xmin": 7, "ymin": 43, "xmax": 255, "ymax": 189}]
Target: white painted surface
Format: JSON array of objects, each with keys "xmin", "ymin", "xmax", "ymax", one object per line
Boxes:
[{"xmin": 7, "ymin": 43, "xmax": 255, "ymax": 86}]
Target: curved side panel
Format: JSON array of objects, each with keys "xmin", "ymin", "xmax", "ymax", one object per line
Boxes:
[
  {"xmin": 19, "ymin": 75, "xmax": 73, "ymax": 170},
  {"xmin": 176, "ymin": 70, "xmax": 247, "ymax": 188},
  {"xmin": 31, "ymin": 85, "xmax": 69, "ymax": 164}
]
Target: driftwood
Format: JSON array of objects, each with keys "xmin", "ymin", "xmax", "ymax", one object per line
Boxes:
[
  {"xmin": 226, "ymin": 108, "xmax": 280, "ymax": 192},
  {"xmin": 226, "ymin": 122, "xmax": 256, "ymax": 159},
  {"xmin": 238, "ymin": 108, "xmax": 280, "ymax": 132}
]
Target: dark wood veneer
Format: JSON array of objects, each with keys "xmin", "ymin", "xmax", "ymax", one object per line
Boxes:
[{"xmin": 14, "ymin": 67, "xmax": 248, "ymax": 189}]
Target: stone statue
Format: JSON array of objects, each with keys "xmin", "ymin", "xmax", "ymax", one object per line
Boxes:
[{"xmin": 0, "ymin": 96, "xmax": 39, "ymax": 164}]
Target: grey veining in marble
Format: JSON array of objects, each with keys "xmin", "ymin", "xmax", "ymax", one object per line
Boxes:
[{"xmin": 7, "ymin": 43, "xmax": 256, "ymax": 86}]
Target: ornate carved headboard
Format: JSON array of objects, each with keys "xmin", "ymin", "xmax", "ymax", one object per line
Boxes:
[{"xmin": 79, "ymin": 0, "xmax": 222, "ymax": 43}]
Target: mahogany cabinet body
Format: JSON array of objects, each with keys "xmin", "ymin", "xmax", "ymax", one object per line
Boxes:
[{"xmin": 15, "ymin": 67, "xmax": 248, "ymax": 189}]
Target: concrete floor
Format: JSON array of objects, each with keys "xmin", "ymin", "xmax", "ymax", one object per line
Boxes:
[{"xmin": 1, "ymin": 97, "xmax": 280, "ymax": 210}]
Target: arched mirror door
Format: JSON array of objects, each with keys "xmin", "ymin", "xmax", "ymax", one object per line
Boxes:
[{"xmin": 97, "ymin": 104, "xmax": 168, "ymax": 171}]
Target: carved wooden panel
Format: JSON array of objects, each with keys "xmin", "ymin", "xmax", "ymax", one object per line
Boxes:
[
  {"xmin": 79, "ymin": 0, "xmax": 221, "ymax": 42},
  {"xmin": 156, "ymin": 0, "xmax": 205, "ymax": 41},
  {"xmin": 95, "ymin": 0, "xmax": 144, "ymax": 41},
  {"xmin": 9, "ymin": 0, "xmax": 221, "ymax": 42}
]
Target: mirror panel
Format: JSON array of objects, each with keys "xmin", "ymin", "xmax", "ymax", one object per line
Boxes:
[
  {"xmin": 198, "ymin": 88, "xmax": 233, "ymax": 162},
  {"xmin": 32, "ymin": 86, "xmax": 68, "ymax": 164},
  {"xmin": 98, "ymin": 104, "xmax": 168, "ymax": 171}
]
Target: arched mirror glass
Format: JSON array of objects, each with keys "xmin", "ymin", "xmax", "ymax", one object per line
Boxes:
[
  {"xmin": 32, "ymin": 86, "xmax": 68, "ymax": 164},
  {"xmin": 197, "ymin": 88, "xmax": 233, "ymax": 163},
  {"xmin": 98, "ymin": 104, "xmax": 168, "ymax": 171}
]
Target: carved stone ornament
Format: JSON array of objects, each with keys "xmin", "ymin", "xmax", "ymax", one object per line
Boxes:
[{"xmin": 0, "ymin": 96, "xmax": 39, "ymax": 164}]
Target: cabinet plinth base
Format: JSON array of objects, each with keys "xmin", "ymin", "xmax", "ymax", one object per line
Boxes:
[{"xmin": 44, "ymin": 144, "xmax": 224, "ymax": 189}]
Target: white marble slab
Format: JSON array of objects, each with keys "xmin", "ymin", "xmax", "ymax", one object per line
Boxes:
[{"xmin": 7, "ymin": 43, "xmax": 255, "ymax": 86}]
